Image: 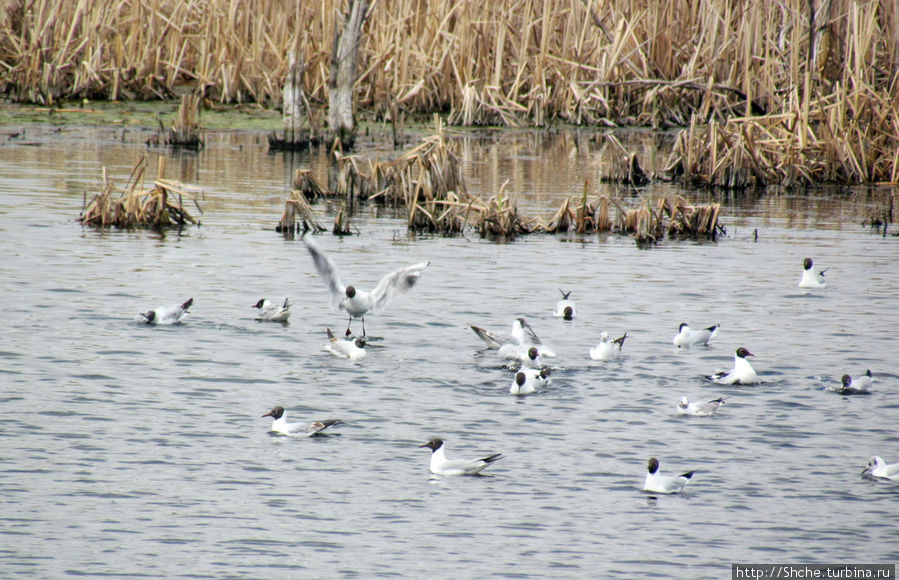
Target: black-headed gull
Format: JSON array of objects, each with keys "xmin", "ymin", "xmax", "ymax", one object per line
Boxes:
[
  {"xmin": 677, "ymin": 396, "xmax": 728, "ymax": 416},
  {"xmin": 798, "ymin": 257, "xmax": 827, "ymax": 289},
  {"xmin": 303, "ymin": 235, "xmax": 429, "ymax": 336},
  {"xmin": 136, "ymin": 298, "xmax": 193, "ymax": 325},
  {"xmin": 833, "ymin": 370, "xmax": 873, "ymax": 394},
  {"xmin": 510, "ymin": 367, "xmax": 551, "ymax": 395},
  {"xmin": 471, "ymin": 317, "xmax": 555, "ymax": 356},
  {"xmin": 262, "ymin": 406, "xmax": 341, "ymax": 436},
  {"xmin": 553, "ymin": 289, "xmax": 577, "ymax": 320},
  {"xmin": 419, "ymin": 438, "xmax": 503, "ymax": 476},
  {"xmin": 643, "ymin": 457, "xmax": 694, "ymax": 494},
  {"xmin": 323, "ymin": 328, "xmax": 367, "ymax": 360},
  {"xmin": 589, "ymin": 331, "xmax": 628, "ymax": 361},
  {"xmin": 673, "ymin": 323, "xmax": 719, "ymax": 347},
  {"xmin": 707, "ymin": 347, "xmax": 757, "ymax": 385},
  {"xmin": 253, "ymin": 298, "xmax": 291, "ymax": 322},
  {"xmin": 499, "ymin": 345, "xmax": 545, "ymax": 369},
  {"xmin": 861, "ymin": 456, "xmax": 899, "ymax": 481}
]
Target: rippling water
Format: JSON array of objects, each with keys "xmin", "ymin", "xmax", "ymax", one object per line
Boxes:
[{"xmin": 1, "ymin": 126, "xmax": 897, "ymax": 578}]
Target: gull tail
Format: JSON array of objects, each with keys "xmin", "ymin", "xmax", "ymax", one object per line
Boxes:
[{"xmin": 481, "ymin": 453, "xmax": 504, "ymax": 464}]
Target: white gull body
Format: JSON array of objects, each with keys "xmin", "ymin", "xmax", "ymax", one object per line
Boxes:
[
  {"xmin": 510, "ymin": 367, "xmax": 551, "ymax": 395},
  {"xmin": 553, "ymin": 289, "xmax": 578, "ymax": 320},
  {"xmin": 798, "ymin": 257, "xmax": 827, "ymax": 289},
  {"xmin": 419, "ymin": 438, "xmax": 503, "ymax": 476},
  {"xmin": 136, "ymin": 298, "xmax": 193, "ymax": 325},
  {"xmin": 499, "ymin": 345, "xmax": 545, "ymax": 369},
  {"xmin": 708, "ymin": 347, "xmax": 757, "ymax": 385},
  {"xmin": 643, "ymin": 457, "xmax": 694, "ymax": 494},
  {"xmin": 589, "ymin": 332, "xmax": 628, "ymax": 361},
  {"xmin": 832, "ymin": 370, "xmax": 873, "ymax": 394},
  {"xmin": 323, "ymin": 328, "xmax": 367, "ymax": 360},
  {"xmin": 253, "ymin": 298, "xmax": 291, "ymax": 322},
  {"xmin": 862, "ymin": 456, "xmax": 899, "ymax": 481},
  {"xmin": 677, "ymin": 396, "xmax": 728, "ymax": 416},
  {"xmin": 262, "ymin": 406, "xmax": 341, "ymax": 437},
  {"xmin": 673, "ymin": 323, "xmax": 719, "ymax": 348},
  {"xmin": 471, "ymin": 317, "xmax": 556, "ymax": 357}
]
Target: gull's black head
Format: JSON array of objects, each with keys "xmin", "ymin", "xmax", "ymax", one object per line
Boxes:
[
  {"xmin": 539, "ymin": 367, "xmax": 552, "ymax": 379},
  {"xmin": 527, "ymin": 347, "xmax": 539, "ymax": 361},
  {"xmin": 803, "ymin": 257, "xmax": 813, "ymax": 271},
  {"xmin": 144, "ymin": 310, "xmax": 156, "ymax": 322},
  {"xmin": 563, "ymin": 306, "xmax": 573, "ymax": 320},
  {"xmin": 181, "ymin": 298, "xmax": 194, "ymax": 310},
  {"xmin": 354, "ymin": 337, "xmax": 367, "ymax": 349},
  {"xmin": 345, "ymin": 286, "xmax": 356, "ymax": 298},
  {"xmin": 735, "ymin": 347, "xmax": 754, "ymax": 358},
  {"xmin": 841, "ymin": 374, "xmax": 852, "ymax": 388},
  {"xmin": 647, "ymin": 457, "xmax": 660, "ymax": 474},
  {"xmin": 262, "ymin": 406, "xmax": 285, "ymax": 419},
  {"xmin": 515, "ymin": 372, "xmax": 526, "ymax": 387},
  {"xmin": 253, "ymin": 299, "xmax": 266, "ymax": 309},
  {"xmin": 419, "ymin": 438, "xmax": 443, "ymax": 451},
  {"xmin": 678, "ymin": 322, "xmax": 689, "ymax": 332}
]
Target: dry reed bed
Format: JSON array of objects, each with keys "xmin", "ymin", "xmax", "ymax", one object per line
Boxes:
[
  {"xmin": 1, "ymin": 1, "xmax": 892, "ymax": 126},
  {"xmin": 665, "ymin": 80, "xmax": 899, "ymax": 186},
  {"xmin": 277, "ymin": 129, "xmax": 719, "ymax": 242},
  {"xmin": 4, "ymin": 1, "xmax": 898, "ymax": 184},
  {"xmin": 80, "ymin": 157, "xmax": 201, "ymax": 228}
]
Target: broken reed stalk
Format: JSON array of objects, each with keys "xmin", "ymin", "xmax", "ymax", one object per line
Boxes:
[
  {"xmin": 603, "ymin": 135, "xmax": 649, "ymax": 185},
  {"xmin": 80, "ymin": 156, "xmax": 202, "ymax": 229},
  {"xmin": 291, "ymin": 169, "xmax": 327, "ymax": 201},
  {"xmin": 277, "ymin": 188, "xmax": 325, "ymax": 234}
]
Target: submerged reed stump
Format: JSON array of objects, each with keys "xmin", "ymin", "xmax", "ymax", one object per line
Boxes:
[
  {"xmin": 166, "ymin": 95, "xmax": 203, "ymax": 149},
  {"xmin": 80, "ymin": 157, "xmax": 202, "ymax": 229}
]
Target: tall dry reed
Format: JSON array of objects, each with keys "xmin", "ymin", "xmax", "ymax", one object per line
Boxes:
[{"xmin": 3, "ymin": 1, "xmax": 898, "ymax": 182}]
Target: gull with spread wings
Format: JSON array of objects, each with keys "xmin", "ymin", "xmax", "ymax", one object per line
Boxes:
[{"xmin": 303, "ymin": 236, "xmax": 430, "ymax": 336}]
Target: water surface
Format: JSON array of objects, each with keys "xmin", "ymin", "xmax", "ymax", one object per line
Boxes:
[{"xmin": 1, "ymin": 126, "xmax": 896, "ymax": 578}]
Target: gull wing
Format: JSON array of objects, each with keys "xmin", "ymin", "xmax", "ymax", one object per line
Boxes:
[
  {"xmin": 511, "ymin": 318, "xmax": 542, "ymax": 345},
  {"xmin": 368, "ymin": 262, "xmax": 430, "ymax": 313},
  {"xmin": 470, "ymin": 325, "xmax": 505, "ymax": 348},
  {"xmin": 303, "ymin": 237, "xmax": 346, "ymax": 309},
  {"xmin": 303, "ymin": 419, "xmax": 342, "ymax": 435}
]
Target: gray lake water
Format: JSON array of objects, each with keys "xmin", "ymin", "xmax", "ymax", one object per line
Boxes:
[{"xmin": 1, "ymin": 125, "xmax": 897, "ymax": 579}]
